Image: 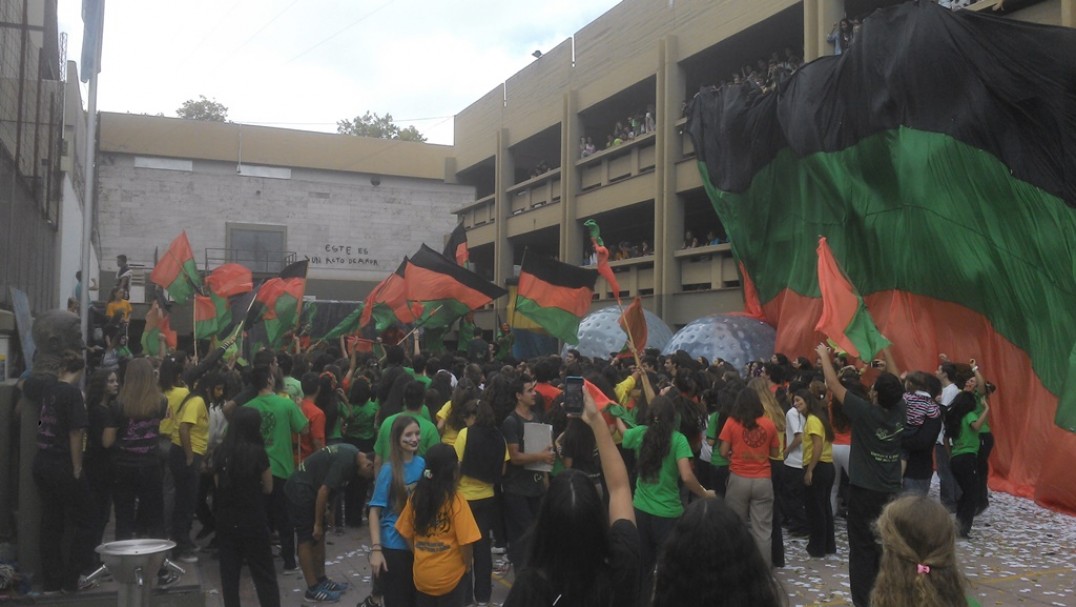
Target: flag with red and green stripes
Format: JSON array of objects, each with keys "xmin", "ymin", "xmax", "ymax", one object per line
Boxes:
[
  {"xmin": 360, "ymin": 259, "xmax": 421, "ymax": 332},
  {"xmin": 194, "ymin": 295, "xmax": 218, "ymax": 340},
  {"xmin": 323, "ymin": 305, "xmax": 364, "ymax": 340},
  {"xmin": 149, "ymin": 231, "xmax": 201, "ymax": 304},
  {"xmin": 443, "ymin": 223, "xmax": 469, "ymax": 266},
  {"xmin": 205, "ymin": 263, "xmax": 253, "ymax": 339},
  {"xmin": 246, "ymin": 260, "xmax": 307, "ymax": 348},
  {"xmin": 685, "ymin": 1, "xmax": 1076, "ymax": 511},
  {"xmin": 516, "ymin": 255, "xmax": 597, "ymax": 345},
  {"xmin": 141, "ymin": 300, "xmax": 177, "ymax": 356},
  {"xmin": 404, "ymin": 245, "xmax": 507, "ymax": 330}
]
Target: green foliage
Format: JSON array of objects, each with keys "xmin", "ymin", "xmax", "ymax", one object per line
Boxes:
[
  {"xmin": 336, "ymin": 111, "xmax": 427, "ymax": 142},
  {"xmin": 176, "ymin": 95, "xmax": 228, "ymax": 122}
]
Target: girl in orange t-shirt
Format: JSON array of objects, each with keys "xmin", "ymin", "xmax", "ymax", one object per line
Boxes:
[{"xmin": 396, "ymin": 444, "xmax": 481, "ymax": 604}]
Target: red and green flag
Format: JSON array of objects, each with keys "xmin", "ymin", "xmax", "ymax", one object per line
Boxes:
[
  {"xmin": 443, "ymin": 223, "xmax": 469, "ymax": 266},
  {"xmin": 360, "ymin": 259, "xmax": 422, "ymax": 332},
  {"xmin": 515, "ymin": 255, "xmax": 597, "ymax": 345},
  {"xmin": 583, "ymin": 219, "xmax": 621, "ymax": 303},
  {"xmin": 618, "ymin": 296, "xmax": 648, "ymax": 354},
  {"xmin": 194, "ymin": 295, "xmax": 219, "ymax": 340},
  {"xmin": 323, "ymin": 305, "xmax": 364, "ymax": 340},
  {"xmin": 404, "ymin": 245, "xmax": 507, "ymax": 329},
  {"xmin": 204, "ymin": 263, "xmax": 253, "ymax": 339},
  {"xmin": 247, "ymin": 260, "xmax": 308, "ymax": 348},
  {"xmin": 141, "ymin": 300, "xmax": 177, "ymax": 356},
  {"xmin": 685, "ymin": 2, "xmax": 1076, "ymax": 510},
  {"xmin": 814, "ymin": 237, "xmax": 890, "ymax": 361},
  {"xmin": 149, "ymin": 231, "xmax": 201, "ymax": 304}
]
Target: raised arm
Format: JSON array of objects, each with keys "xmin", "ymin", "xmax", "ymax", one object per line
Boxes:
[
  {"xmin": 816, "ymin": 343, "xmax": 848, "ymax": 404},
  {"xmin": 581, "ymin": 389, "xmax": 634, "ymax": 524}
]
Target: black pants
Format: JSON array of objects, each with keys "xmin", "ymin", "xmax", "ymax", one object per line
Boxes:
[
  {"xmin": 711, "ymin": 464, "xmax": 730, "ymax": 498},
  {"xmin": 782, "ymin": 464, "xmax": 808, "ymax": 533},
  {"xmin": 113, "ymin": 462, "xmax": 164, "ymax": 540},
  {"xmin": 502, "ymin": 492, "xmax": 542, "ymax": 569},
  {"xmin": 635, "ymin": 507, "xmax": 678, "ymax": 597},
  {"xmin": 381, "ymin": 547, "xmax": 416, "ymax": 607},
  {"xmin": 804, "ymin": 462, "xmax": 836, "ymax": 557},
  {"xmin": 84, "ymin": 456, "xmax": 113, "ymax": 555},
  {"xmin": 977, "ymin": 433, "xmax": 994, "ymax": 512},
  {"xmin": 33, "ymin": 452, "xmax": 97, "ymax": 592},
  {"xmin": 951, "ymin": 453, "xmax": 978, "ymax": 537},
  {"xmin": 343, "ymin": 438, "xmax": 374, "ymax": 526},
  {"xmin": 417, "ymin": 576, "xmax": 464, "ymax": 607},
  {"xmin": 267, "ymin": 475, "xmax": 296, "ymax": 569},
  {"xmin": 168, "ymin": 445, "xmax": 202, "ymax": 551},
  {"xmin": 195, "ymin": 468, "xmax": 216, "ymax": 535},
  {"xmin": 218, "ymin": 525, "xmax": 280, "ymax": 607},
  {"xmin": 463, "ymin": 497, "xmax": 497, "ymax": 604},
  {"xmin": 769, "ymin": 459, "xmax": 785, "ymax": 568},
  {"xmin": 847, "ymin": 485, "xmax": 894, "ymax": 607}
]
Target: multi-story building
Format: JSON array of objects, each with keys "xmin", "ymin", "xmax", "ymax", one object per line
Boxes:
[{"xmin": 450, "ymin": 0, "xmax": 1071, "ymax": 328}]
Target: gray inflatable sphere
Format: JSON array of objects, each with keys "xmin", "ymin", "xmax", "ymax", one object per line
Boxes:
[
  {"xmin": 661, "ymin": 314, "xmax": 776, "ymax": 372},
  {"xmin": 564, "ymin": 306, "xmax": 674, "ymax": 360}
]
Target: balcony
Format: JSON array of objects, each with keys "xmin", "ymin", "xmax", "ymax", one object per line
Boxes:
[
  {"xmin": 675, "ymin": 243, "xmax": 739, "ymax": 290},
  {"xmin": 576, "ymin": 131, "xmax": 657, "ymax": 192},
  {"xmin": 586, "ymin": 255, "xmax": 656, "ymax": 301},
  {"xmin": 453, "ymin": 194, "xmax": 497, "ymax": 246},
  {"xmin": 506, "ymin": 169, "xmax": 563, "ymax": 237}
]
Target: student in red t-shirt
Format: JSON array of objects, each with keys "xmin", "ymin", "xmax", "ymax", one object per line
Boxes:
[
  {"xmin": 719, "ymin": 387, "xmax": 781, "ymax": 568},
  {"xmin": 295, "ymin": 373, "xmax": 326, "ymax": 466}
]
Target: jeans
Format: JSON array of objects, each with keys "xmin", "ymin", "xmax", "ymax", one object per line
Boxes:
[
  {"xmin": 725, "ymin": 473, "xmax": 774, "ymax": 568},
  {"xmin": 113, "ymin": 462, "xmax": 165, "ymax": 540},
  {"xmin": 463, "ymin": 497, "xmax": 498, "ymax": 604},
  {"xmin": 847, "ymin": 485, "xmax": 894, "ymax": 607},
  {"xmin": 33, "ymin": 452, "xmax": 97, "ymax": 592},
  {"xmin": 168, "ymin": 445, "xmax": 203, "ymax": 551},
  {"xmin": 951, "ymin": 453, "xmax": 978, "ymax": 537},
  {"xmin": 268, "ymin": 476, "xmax": 297, "ymax": 569},
  {"xmin": 218, "ymin": 526, "xmax": 280, "ymax": 607},
  {"xmin": 804, "ymin": 462, "xmax": 836, "ymax": 557},
  {"xmin": 934, "ymin": 443, "xmax": 958, "ymax": 510}
]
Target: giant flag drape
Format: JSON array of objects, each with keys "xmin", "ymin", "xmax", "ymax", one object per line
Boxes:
[
  {"xmin": 814, "ymin": 237, "xmax": 890, "ymax": 361},
  {"xmin": 685, "ymin": 1, "xmax": 1076, "ymax": 512},
  {"xmin": 404, "ymin": 245, "xmax": 507, "ymax": 329},
  {"xmin": 149, "ymin": 231, "xmax": 201, "ymax": 304},
  {"xmin": 515, "ymin": 255, "xmax": 597, "ymax": 345}
]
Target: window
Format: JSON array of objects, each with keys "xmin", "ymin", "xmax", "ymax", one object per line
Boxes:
[{"xmin": 226, "ymin": 223, "xmax": 287, "ymax": 273}]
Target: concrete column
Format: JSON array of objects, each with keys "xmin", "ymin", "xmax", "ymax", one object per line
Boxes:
[
  {"xmin": 805, "ymin": 0, "xmax": 845, "ymax": 61},
  {"xmin": 493, "ymin": 128, "xmax": 514, "ymax": 288},
  {"xmin": 561, "ymin": 90, "xmax": 583, "ymax": 266},
  {"xmin": 1063, "ymin": 0, "xmax": 1074, "ymax": 27},
  {"xmin": 656, "ymin": 35, "xmax": 684, "ymax": 319}
]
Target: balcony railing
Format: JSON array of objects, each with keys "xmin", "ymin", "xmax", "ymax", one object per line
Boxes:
[
  {"xmin": 507, "ymin": 168, "xmax": 562, "ymax": 216},
  {"xmin": 576, "ymin": 132, "xmax": 657, "ymax": 192}
]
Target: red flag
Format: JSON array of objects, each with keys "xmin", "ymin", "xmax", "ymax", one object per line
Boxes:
[
  {"xmin": 619, "ymin": 296, "xmax": 648, "ymax": 353},
  {"xmin": 149, "ymin": 231, "xmax": 201, "ymax": 304},
  {"xmin": 206, "ymin": 263, "xmax": 253, "ymax": 297}
]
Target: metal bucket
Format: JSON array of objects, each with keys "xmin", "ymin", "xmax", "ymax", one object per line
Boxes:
[{"xmin": 88, "ymin": 539, "xmax": 183, "ymax": 607}]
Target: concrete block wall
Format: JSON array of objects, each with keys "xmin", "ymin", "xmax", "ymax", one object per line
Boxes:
[{"xmin": 95, "ymin": 154, "xmax": 474, "ymax": 298}]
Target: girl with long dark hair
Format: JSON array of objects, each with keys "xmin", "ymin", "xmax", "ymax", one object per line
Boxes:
[
  {"xmin": 438, "ymin": 380, "xmax": 479, "ymax": 446},
  {"xmin": 653, "ymin": 498, "xmax": 785, "ymax": 607},
  {"xmin": 944, "ymin": 391, "xmax": 989, "ymax": 538},
  {"xmin": 618, "ymin": 395, "xmax": 714, "ymax": 587},
  {"xmin": 719, "ymin": 388, "xmax": 781, "ymax": 568},
  {"xmin": 453, "ymin": 399, "xmax": 505, "ymax": 606},
  {"xmin": 505, "ymin": 386, "xmax": 641, "ymax": 607},
  {"xmin": 395, "ymin": 444, "xmax": 480, "ymax": 606},
  {"xmin": 85, "ymin": 368, "xmax": 119, "ymax": 553},
  {"xmin": 369, "ymin": 416, "xmax": 425, "ymax": 607},
  {"xmin": 213, "ymin": 407, "xmax": 279, "ymax": 607},
  {"xmin": 795, "ymin": 389, "xmax": 837, "ymax": 557}
]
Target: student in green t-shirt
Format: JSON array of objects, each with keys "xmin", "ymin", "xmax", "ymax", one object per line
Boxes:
[
  {"xmin": 340, "ymin": 377, "xmax": 379, "ymax": 527},
  {"xmin": 944, "ymin": 391, "xmax": 989, "ymax": 539},
  {"xmin": 373, "ymin": 380, "xmax": 440, "ymax": 468},
  {"xmin": 618, "ymin": 396, "xmax": 714, "ymax": 586}
]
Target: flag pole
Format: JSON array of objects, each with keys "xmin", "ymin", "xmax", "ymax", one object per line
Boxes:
[
  {"xmin": 397, "ymin": 304, "xmax": 444, "ymax": 345},
  {"xmin": 618, "ymin": 298, "xmax": 655, "ymax": 402},
  {"xmin": 79, "ymin": 3, "xmax": 106, "ymax": 353}
]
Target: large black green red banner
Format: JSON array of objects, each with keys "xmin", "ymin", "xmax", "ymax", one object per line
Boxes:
[{"xmin": 687, "ymin": 2, "xmax": 1076, "ymax": 513}]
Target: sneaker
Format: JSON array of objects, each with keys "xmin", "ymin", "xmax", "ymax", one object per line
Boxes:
[
  {"xmin": 304, "ymin": 581, "xmax": 341, "ymax": 603},
  {"xmin": 177, "ymin": 550, "xmax": 199, "ymax": 564},
  {"xmin": 357, "ymin": 595, "xmax": 382, "ymax": 607},
  {"xmin": 490, "ymin": 546, "xmax": 507, "ymax": 555},
  {"xmin": 77, "ymin": 575, "xmax": 99, "ymax": 591},
  {"xmin": 321, "ymin": 577, "xmax": 349, "ymax": 592},
  {"xmin": 493, "ymin": 559, "xmax": 511, "ymax": 576}
]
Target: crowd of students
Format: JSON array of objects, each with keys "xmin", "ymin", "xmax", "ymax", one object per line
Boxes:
[{"xmin": 26, "ymin": 320, "xmax": 993, "ymax": 606}]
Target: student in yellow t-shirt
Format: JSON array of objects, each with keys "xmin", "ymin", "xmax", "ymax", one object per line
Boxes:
[
  {"xmin": 396, "ymin": 444, "xmax": 482, "ymax": 603},
  {"xmin": 452, "ymin": 400, "xmax": 508, "ymax": 605},
  {"xmin": 796, "ymin": 389, "xmax": 836, "ymax": 558},
  {"xmin": 436, "ymin": 380, "xmax": 480, "ymax": 446},
  {"xmin": 105, "ymin": 287, "xmax": 133, "ymax": 322},
  {"xmin": 168, "ymin": 371, "xmax": 211, "ymax": 563}
]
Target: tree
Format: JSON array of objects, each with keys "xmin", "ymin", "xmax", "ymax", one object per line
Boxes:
[
  {"xmin": 336, "ymin": 111, "xmax": 427, "ymax": 142},
  {"xmin": 176, "ymin": 95, "xmax": 228, "ymax": 122}
]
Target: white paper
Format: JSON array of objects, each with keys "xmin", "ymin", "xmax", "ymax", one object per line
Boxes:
[{"xmin": 523, "ymin": 422, "xmax": 553, "ymax": 472}]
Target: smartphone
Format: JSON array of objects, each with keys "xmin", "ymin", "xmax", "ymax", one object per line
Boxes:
[
  {"xmin": 870, "ymin": 360, "xmax": 884, "ymax": 369},
  {"xmin": 564, "ymin": 376, "xmax": 585, "ymax": 416}
]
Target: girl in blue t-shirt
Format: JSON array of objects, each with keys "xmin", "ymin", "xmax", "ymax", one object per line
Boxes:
[{"xmin": 368, "ymin": 416, "xmax": 425, "ymax": 607}]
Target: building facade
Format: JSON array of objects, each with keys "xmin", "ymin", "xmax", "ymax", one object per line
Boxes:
[
  {"xmin": 95, "ymin": 113, "xmax": 473, "ymax": 303},
  {"xmin": 450, "ymin": 0, "xmax": 1072, "ymax": 328}
]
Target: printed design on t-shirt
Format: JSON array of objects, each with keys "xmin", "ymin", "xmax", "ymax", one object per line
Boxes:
[
  {"xmin": 415, "ymin": 539, "xmax": 451, "ymax": 553},
  {"xmin": 260, "ymin": 411, "xmax": 278, "ymax": 447},
  {"xmin": 122, "ymin": 418, "xmax": 160, "ymax": 454},
  {"xmin": 874, "ymin": 424, "xmax": 904, "ymax": 443},
  {"xmin": 742, "ymin": 424, "xmax": 769, "ymax": 448}
]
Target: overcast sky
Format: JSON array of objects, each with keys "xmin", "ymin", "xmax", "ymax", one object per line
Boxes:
[{"xmin": 57, "ymin": 0, "xmax": 622, "ymax": 145}]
